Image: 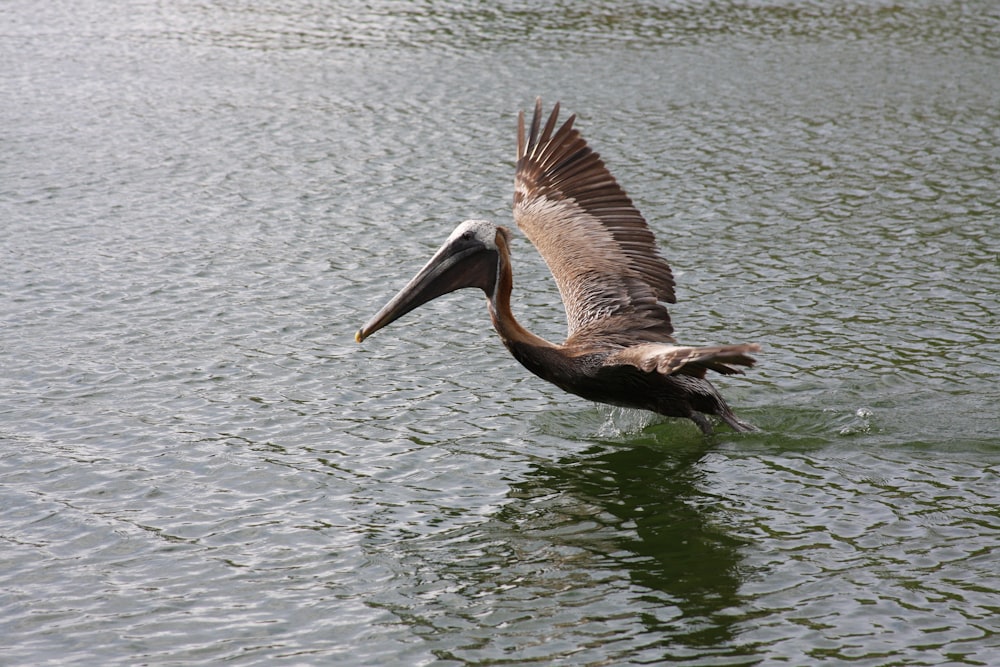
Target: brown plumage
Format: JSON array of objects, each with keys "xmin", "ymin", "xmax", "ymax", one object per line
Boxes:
[{"xmin": 356, "ymin": 99, "xmax": 760, "ymax": 434}]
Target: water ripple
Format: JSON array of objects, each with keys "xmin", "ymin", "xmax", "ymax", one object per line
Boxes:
[{"xmin": 2, "ymin": 0, "xmax": 999, "ymax": 665}]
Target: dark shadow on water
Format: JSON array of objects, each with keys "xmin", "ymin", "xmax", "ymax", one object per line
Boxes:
[
  {"xmin": 365, "ymin": 407, "xmax": 777, "ymax": 662},
  {"xmin": 502, "ymin": 434, "xmax": 760, "ymax": 661}
]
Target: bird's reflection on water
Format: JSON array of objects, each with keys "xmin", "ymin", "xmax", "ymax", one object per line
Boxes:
[
  {"xmin": 371, "ymin": 417, "xmax": 758, "ymax": 662},
  {"xmin": 505, "ymin": 437, "xmax": 752, "ymax": 654}
]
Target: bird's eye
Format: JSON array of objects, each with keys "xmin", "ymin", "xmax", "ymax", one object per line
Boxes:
[{"xmin": 462, "ymin": 231, "xmax": 473, "ymax": 240}]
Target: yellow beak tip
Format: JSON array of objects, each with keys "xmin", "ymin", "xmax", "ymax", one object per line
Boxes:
[{"xmin": 354, "ymin": 330, "xmax": 364, "ymax": 343}]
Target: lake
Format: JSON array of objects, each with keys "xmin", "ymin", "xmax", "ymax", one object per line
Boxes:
[{"xmin": 2, "ymin": 1, "xmax": 999, "ymax": 665}]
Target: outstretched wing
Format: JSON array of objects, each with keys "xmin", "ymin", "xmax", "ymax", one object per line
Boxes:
[{"xmin": 513, "ymin": 98, "xmax": 676, "ymax": 346}]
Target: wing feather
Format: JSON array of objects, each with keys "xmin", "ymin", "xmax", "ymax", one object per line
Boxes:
[
  {"xmin": 607, "ymin": 343, "xmax": 761, "ymax": 379},
  {"xmin": 513, "ymin": 99, "xmax": 676, "ymax": 345}
]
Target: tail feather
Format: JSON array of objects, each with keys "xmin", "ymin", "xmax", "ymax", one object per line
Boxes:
[
  {"xmin": 674, "ymin": 373, "xmax": 759, "ymax": 434},
  {"xmin": 717, "ymin": 404, "xmax": 760, "ymax": 432}
]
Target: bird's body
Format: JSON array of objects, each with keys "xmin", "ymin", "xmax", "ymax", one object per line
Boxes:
[{"xmin": 356, "ymin": 100, "xmax": 760, "ymax": 434}]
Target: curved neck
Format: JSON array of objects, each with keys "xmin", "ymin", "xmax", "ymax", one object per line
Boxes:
[{"xmin": 487, "ymin": 232, "xmax": 555, "ymax": 352}]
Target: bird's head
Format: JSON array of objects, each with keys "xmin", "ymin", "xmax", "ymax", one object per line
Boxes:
[{"xmin": 355, "ymin": 220, "xmax": 509, "ymax": 343}]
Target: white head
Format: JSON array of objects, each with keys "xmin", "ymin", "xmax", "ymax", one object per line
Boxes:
[{"xmin": 447, "ymin": 219, "xmax": 499, "ymax": 249}]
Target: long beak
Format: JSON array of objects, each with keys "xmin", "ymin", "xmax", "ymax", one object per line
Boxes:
[{"xmin": 355, "ymin": 240, "xmax": 498, "ymax": 343}]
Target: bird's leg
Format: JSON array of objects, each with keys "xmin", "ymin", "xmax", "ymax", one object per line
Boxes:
[{"xmin": 689, "ymin": 413, "xmax": 714, "ymax": 435}]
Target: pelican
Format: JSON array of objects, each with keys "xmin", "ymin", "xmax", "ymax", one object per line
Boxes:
[{"xmin": 355, "ymin": 99, "xmax": 761, "ymax": 433}]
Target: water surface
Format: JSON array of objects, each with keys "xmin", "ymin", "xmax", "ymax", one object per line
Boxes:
[{"xmin": 2, "ymin": 1, "xmax": 999, "ymax": 665}]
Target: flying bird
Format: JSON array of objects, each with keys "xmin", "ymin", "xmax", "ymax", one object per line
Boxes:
[{"xmin": 355, "ymin": 99, "xmax": 760, "ymax": 433}]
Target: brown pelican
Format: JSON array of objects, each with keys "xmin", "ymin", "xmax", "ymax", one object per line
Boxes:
[{"xmin": 355, "ymin": 99, "xmax": 761, "ymax": 433}]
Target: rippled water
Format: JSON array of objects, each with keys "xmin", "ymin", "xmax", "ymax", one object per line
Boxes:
[{"xmin": 3, "ymin": 1, "xmax": 999, "ymax": 665}]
